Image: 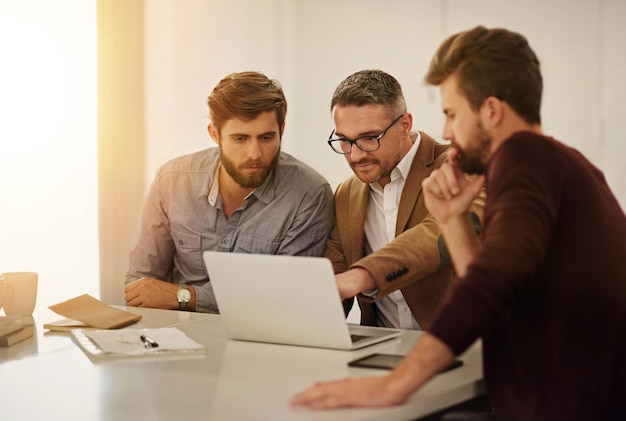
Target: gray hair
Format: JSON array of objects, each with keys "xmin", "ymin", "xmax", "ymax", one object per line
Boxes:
[{"xmin": 330, "ymin": 69, "xmax": 407, "ymax": 119}]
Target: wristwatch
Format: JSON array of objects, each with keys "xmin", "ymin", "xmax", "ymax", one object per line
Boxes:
[{"xmin": 176, "ymin": 285, "xmax": 191, "ymax": 310}]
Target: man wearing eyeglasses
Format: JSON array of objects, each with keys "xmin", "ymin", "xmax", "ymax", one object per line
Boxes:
[{"xmin": 325, "ymin": 69, "xmax": 484, "ymax": 331}]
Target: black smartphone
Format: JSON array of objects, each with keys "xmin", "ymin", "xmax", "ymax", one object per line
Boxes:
[{"xmin": 348, "ymin": 353, "xmax": 463, "ymax": 373}]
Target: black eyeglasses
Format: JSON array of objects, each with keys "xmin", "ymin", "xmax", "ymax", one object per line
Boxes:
[{"xmin": 327, "ymin": 114, "xmax": 404, "ymax": 154}]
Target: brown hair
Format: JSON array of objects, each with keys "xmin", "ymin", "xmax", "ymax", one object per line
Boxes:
[
  {"xmin": 330, "ymin": 69, "xmax": 406, "ymax": 119},
  {"xmin": 425, "ymin": 26, "xmax": 542, "ymax": 124},
  {"xmin": 207, "ymin": 71, "xmax": 287, "ymax": 132}
]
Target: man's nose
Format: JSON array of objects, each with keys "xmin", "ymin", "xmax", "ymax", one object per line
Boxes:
[
  {"xmin": 442, "ymin": 122, "xmax": 454, "ymax": 142},
  {"xmin": 247, "ymin": 140, "xmax": 262, "ymax": 160},
  {"xmin": 349, "ymin": 144, "xmax": 367, "ymax": 161}
]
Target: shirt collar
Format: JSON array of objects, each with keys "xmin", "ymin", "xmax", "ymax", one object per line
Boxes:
[{"xmin": 206, "ymin": 163, "xmax": 220, "ymax": 206}]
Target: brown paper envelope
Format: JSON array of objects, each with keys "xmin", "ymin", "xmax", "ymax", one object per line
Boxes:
[{"xmin": 48, "ymin": 294, "xmax": 141, "ymax": 329}]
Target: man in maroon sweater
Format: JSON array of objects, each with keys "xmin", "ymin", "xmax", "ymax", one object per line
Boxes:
[{"xmin": 292, "ymin": 26, "xmax": 626, "ymax": 420}]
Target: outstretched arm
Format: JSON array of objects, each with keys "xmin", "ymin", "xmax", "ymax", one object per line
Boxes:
[{"xmin": 291, "ymin": 333, "xmax": 455, "ymax": 409}]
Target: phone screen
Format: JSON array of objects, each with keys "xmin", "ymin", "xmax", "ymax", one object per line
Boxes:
[{"xmin": 348, "ymin": 353, "xmax": 463, "ymax": 373}]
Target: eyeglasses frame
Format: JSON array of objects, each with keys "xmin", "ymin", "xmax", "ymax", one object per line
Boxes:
[{"xmin": 327, "ymin": 114, "xmax": 404, "ymax": 154}]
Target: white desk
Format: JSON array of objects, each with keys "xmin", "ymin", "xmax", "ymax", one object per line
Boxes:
[{"xmin": 0, "ymin": 307, "xmax": 484, "ymax": 420}]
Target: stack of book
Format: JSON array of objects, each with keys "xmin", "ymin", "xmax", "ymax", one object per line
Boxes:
[{"xmin": 0, "ymin": 317, "xmax": 34, "ymax": 347}]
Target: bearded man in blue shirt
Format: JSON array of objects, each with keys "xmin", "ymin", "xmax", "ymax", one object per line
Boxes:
[{"xmin": 125, "ymin": 71, "xmax": 334, "ymax": 313}]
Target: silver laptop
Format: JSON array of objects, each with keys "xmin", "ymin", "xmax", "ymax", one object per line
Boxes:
[{"xmin": 202, "ymin": 251, "xmax": 402, "ymax": 350}]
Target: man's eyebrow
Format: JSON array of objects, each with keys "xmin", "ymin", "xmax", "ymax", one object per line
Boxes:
[
  {"xmin": 334, "ymin": 129, "xmax": 381, "ymax": 139},
  {"xmin": 258, "ymin": 130, "xmax": 278, "ymax": 136},
  {"xmin": 228, "ymin": 130, "xmax": 278, "ymax": 138}
]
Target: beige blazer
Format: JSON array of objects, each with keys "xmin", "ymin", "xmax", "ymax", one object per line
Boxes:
[{"xmin": 324, "ymin": 132, "xmax": 485, "ymax": 330}]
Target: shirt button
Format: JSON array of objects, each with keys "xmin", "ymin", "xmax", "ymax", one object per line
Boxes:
[{"xmin": 401, "ymin": 307, "xmax": 408, "ymax": 313}]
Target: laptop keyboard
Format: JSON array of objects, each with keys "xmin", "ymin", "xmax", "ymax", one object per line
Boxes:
[{"xmin": 350, "ymin": 334, "xmax": 372, "ymax": 343}]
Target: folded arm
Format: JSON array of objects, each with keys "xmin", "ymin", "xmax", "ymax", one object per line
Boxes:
[{"xmin": 421, "ymin": 149, "xmax": 485, "ymax": 277}]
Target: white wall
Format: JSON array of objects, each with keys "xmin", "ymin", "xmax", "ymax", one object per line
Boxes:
[
  {"xmin": 143, "ymin": 0, "xmax": 626, "ymax": 208},
  {"xmin": 602, "ymin": 0, "xmax": 626, "ymax": 210}
]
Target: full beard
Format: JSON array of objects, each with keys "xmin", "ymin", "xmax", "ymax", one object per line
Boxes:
[
  {"xmin": 221, "ymin": 152, "xmax": 280, "ymax": 189},
  {"xmin": 454, "ymin": 123, "xmax": 491, "ymax": 175}
]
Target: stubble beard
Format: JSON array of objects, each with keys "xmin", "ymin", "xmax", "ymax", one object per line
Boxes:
[{"xmin": 349, "ymin": 149, "xmax": 402, "ymax": 184}]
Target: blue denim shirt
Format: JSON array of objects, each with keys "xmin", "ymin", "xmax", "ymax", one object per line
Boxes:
[{"xmin": 127, "ymin": 148, "xmax": 335, "ymax": 312}]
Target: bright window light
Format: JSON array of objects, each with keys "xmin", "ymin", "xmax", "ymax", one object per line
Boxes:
[{"xmin": 0, "ymin": 0, "xmax": 98, "ymax": 309}]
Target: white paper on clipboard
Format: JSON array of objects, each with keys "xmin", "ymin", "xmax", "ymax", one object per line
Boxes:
[{"xmin": 72, "ymin": 327, "xmax": 205, "ymax": 357}]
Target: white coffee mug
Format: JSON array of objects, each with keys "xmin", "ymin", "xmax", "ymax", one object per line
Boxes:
[{"xmin": 1, "ymin": 272, "xmax": 38, "ymax": 316}]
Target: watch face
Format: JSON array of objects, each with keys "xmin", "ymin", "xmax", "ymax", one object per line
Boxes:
[{"xmin": 177, "ymin": 287, "xmax": 191, "ymax": 302}]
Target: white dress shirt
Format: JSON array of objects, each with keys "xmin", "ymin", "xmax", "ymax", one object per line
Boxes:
[{"xmin": 363, "ymin": 133, "xmax": 423, "ymax": 330}]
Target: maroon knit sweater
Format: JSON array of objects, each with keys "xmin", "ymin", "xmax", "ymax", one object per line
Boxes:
[{"xmin": 429, "ymin": 132, "xmax": 626, "ymax": 420}]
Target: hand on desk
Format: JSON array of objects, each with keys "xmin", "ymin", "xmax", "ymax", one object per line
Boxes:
[
  {"xmin": 291, "ymin": 374, "xmax": 409, "ymax": 409},
  {"xmin": 291, "ymin": 333, "xmax": 454, "ymax": 410},
  {"xmin": 124, "ymin": 277, "xmax": 195, "ymax": 310}
]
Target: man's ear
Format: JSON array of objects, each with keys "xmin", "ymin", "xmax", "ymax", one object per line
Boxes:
[
  {"xmin": 481, "ymin": 96, "xmax": 504, "ymax": 129},
  {"xmin": 401, "ymin": 113, "xmax": 413, "ymax": 136},
  {"xmin": 280, "ymin": 122, "xmax": 285, "ymax": 138},
  {"xmin": 208, "ymin": 124, "xmax": 219, "ymax": 145}
]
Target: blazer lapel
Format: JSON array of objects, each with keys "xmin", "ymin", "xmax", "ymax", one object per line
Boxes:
[
  {"xmin": 396, "ymin": 133, "xmax": 437, "ymax": 234},
  {"xmin": 349, "ymin": 179, "xmax": 369, "ymax": 260}
]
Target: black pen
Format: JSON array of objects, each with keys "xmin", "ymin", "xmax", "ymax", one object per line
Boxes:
[{"xmin": 140, "ymin": 334, "xmax": 159, "ymax": 348}]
